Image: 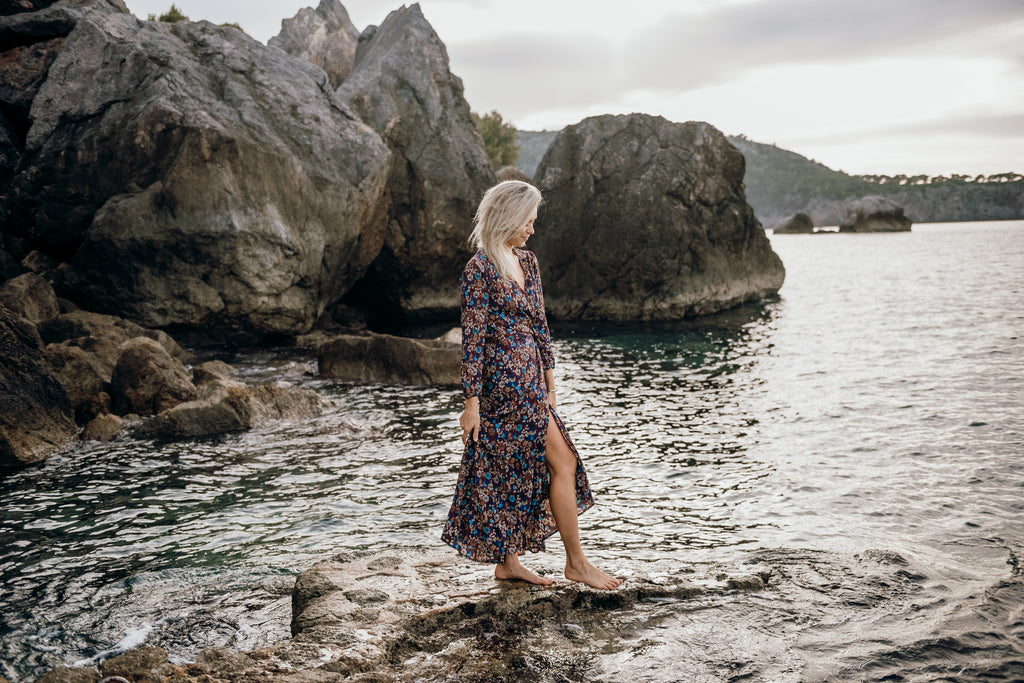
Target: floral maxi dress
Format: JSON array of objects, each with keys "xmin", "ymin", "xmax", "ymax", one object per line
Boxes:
[{"xmin": 442, "ymin": 248, "xmax": 594, "ymax": 563}]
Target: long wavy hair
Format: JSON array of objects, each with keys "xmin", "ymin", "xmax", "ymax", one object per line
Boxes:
[{"xmin": 469, "ymin": 180, "xmax": 542, "ymax": 280}]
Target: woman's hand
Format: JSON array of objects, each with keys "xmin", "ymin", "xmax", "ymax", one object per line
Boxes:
[{"xmin": 460, "ymin": 397, "xmax": 480, "ymax": 444}]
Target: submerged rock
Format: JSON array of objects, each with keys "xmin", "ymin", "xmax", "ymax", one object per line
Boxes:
[
  {"xmin": 773, "ymin": 211, "xmax": 814, "ymax": 234},
  {"xmin": 269, "ymin": 0, "xmax": 358, "ymax": 89},
  {"xmin": 81, "ymin": 412, "xmax": 123, "ymax": 441},
  {"xmin": 839, "ymin": 195, "xmax": 912, "ymax": 232},
  {"xmin": 0, "ymin": 305, "xmax": 76, "ymax": 465},
  {"xmin": 318, "ymin": 331, "xmax": 460, "ymax": 386},
  {"xmin": 334, "ymin": 4, "xmax": 495, "ymax": 323},
  {"xmin": 136, "ymin": 377, "xmax": 324, "ymax": 438},
  {"xmin": 2, "ymin": 3, "xmax": 390, "ymax": 338},
  {"xmin": 533, "ymin": 114, "xmax": 785, "ymax": 320}
]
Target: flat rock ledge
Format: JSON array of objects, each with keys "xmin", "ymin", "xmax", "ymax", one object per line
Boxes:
[{"xmin": 43, "ymin": 550, "xmax": 771, "ymax": 681}]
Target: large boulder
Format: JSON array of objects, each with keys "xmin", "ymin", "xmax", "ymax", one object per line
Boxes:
[
  {"xmin": 839, "ymin": 195, "xmax": 912, "ymax": 232},
  {"xmin": 0, "ymin": 271, "xmax": 59, "ymax": 324},
  {"xmin": 269, "ymin": 0, "xmax": 358, "ymax": 89},
  {"xmin": 334, "ymin": 4, "xmax": 495, "ymax": 323},
  {"xmin": 532, "ymin": 114, "xmax": 785, "ymax": 320},
  {"xmin": 42, "ymin": 341, "xmax": 106, "ymax": 415},
  {"xmin": 109, "ymin": 337, "xmax": 196, "ymax": 415},
  {"xmin": 0, "ymin": 305, "xmax": 76, "ymax": 465},
  {"xmin": 318, "ymin": 331, "xmax": 459, "ymax": 385},
  {"xmin": 1, "ymin": 4, "xmax": 390, "ymax": 338},
  {"xmin": 772, "ymin": 212, "xmax": 814, "ymax": 234}
]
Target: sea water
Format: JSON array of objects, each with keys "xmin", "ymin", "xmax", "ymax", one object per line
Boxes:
[{"xmin": 1, "ymin": 220, "xmax": 1021, "ymax": 680}]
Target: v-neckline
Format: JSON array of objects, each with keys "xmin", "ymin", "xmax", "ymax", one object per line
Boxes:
[{"xmin": 509, "ymin": 249, "xmax": 527, "ymax": 292}]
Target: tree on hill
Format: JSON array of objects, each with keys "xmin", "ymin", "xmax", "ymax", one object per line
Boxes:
[
  {"xmin": 472, "ymin": 110, "xmax": 519, "ymax": 169},
  {"xmin": 147, "ymin": 4, "xmax": 189, "ymax": 23}
]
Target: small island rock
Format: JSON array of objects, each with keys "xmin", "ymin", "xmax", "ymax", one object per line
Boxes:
[
  {"xmin": 772, "ymin": 212, "xmax": 814, "ymax": 234},
  {"xmin": 839, "ymin": 195, "xmax": 912, "ymax": 232}
]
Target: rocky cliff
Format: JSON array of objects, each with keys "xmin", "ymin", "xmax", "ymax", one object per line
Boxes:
[
  {"xmin": 0, "ymin": 1, "xmax": 391, "ymax": 338},
  {"xmin": 532, "ymin": 114, "xmax": 785, "ymax": 320}
]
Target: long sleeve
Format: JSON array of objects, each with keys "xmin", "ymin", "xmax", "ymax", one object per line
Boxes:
[
  {"xmin": 529, "ymin": 252, "xmax": 555, "ymax": 371},
  {"xmin": 460, "ymin": 258, "xmax": 489, "ymax": 398}
]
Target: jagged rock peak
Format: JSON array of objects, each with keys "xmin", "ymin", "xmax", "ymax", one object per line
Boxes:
[
  {"xmin": 333, "ymin": 1, "xmax": 495, "ymax": 324},
  {"xmin": 268, "ymin": 0, "xmax": 358, "ymax": 89}
]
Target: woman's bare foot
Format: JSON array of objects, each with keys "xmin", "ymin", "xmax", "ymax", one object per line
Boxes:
[
  {"xmin": 495, "ymin": 556, "xmax": 554, "ymax": 586},
  {"xmin": 565, "ymin": 559, "xmax": 623, "ymax": 590}
]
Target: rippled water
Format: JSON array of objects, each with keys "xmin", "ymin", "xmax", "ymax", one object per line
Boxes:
[{"xmin": 1, "ymin": 220, "xmax": 1022, "ymax": 680}]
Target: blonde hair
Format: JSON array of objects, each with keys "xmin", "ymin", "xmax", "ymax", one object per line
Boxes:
[{"xmin": 469, "ymin": 180, "xmax": 542, "ymax": 280}]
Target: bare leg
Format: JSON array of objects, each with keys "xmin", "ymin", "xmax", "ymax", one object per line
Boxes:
[
  {"xmin": 495, "ymin": 553, "xmax": 554, "ymax": 585},
  {"xmin": 545, "ymin": 413, "xmax": 623, "ymax": 590}
]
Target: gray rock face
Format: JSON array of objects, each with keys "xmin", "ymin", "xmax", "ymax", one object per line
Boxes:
[
  {"xmin": 0, "ymin": 305, "xmax": 76, "ymax": 465},
  {"xmin": 1, "ymin": 4, "xmax": 390, "ymax": 337},
  {"xmin": 532, "ymin": 114, "xmax": 785, "ymax": 320},
  {"xmin": 773, "ymin": 212, "xmax": 814, "ymax": 234},
  {"xmin": 318, "ymin": 332, "xmax": 459, "ymax": 386},
  {"xmin": 839, "ymin": 195, "xmax": 912, "ymax": 232},
  {"xmin": 110, "ymin": 337, "xmax": 196, "ymax": 415},
  {"xmin": 0, "ymin": 271, "xmax": 58, "ymax": 324},
  {"xmin": 269, "ymin": 0, "xmax": 358, "ymax": 89},
  {"xmin": 334, "ymin": 4, "xmax": 494, "ymax": 323}
]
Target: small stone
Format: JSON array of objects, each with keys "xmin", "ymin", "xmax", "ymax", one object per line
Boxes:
[{"xmin": 33, "ymin": 666, "xmax": 101, "ymax": 683}]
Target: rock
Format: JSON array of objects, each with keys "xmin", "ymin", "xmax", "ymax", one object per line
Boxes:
[
  {"xmin": 136, "ymin": 377, "xmax": 324, "ymax": 438},
  {"xmin": 76, "ymin": 390, "xmax": 110, "ymax": 423},
  {"xmin": 318, "ymin": 332, "xmax": 459, "ymax": 386},
  {"xmin": 81, "ymin": 412, "xmax": 122, "ymax": 441},
  {"xmin": 2, "ymin": 4, "xmax": 390, "ymax": 338},
  {"xmin": 110, "ymin": 337, "xmax": 196, "ymax": 416},
  {"xmin": 38, "ymin": 310, "xmax": 189, "ymax": 367},
  {"xmin": 194, "ymin": 645, "xmax": 256, "ymax": 674},
  {"xmin": 98, "ymin": 644, "xmax": 173, "ymax": 682},
  {"xmin": 33, "ymin": 666, "xmax": 100, "ymax": 683},
  {"xmin": 42, "ymin": 341, "xmax": 106, "ymax": 415},
  {"xmin": 190, "ymin": 359, "xmax": 238, "ymax": 386},
  {"xmin": 269, "ymin": 0, "xmax": 358, "ymax": 89},
  {"xmin": 532, "ymin": 114, "xmax": 785, "ymax": 320},
  {"xmin": 0, "ymin": 305, "xmax": 76, "ymax": 465},
  {"xmin": 334, "ymin": 4, "xmax": 494, "ymax": 323},
  {"xmin": 0, "ymin": 271, "xmax": 59, "ymax": 324},
  {"xmin": 839, "ymin": 195, "xmax": 912, "ymax": 232},
  {"xmin": 772, "ymin": 211, "xmax": 814, "ymax": 234}
]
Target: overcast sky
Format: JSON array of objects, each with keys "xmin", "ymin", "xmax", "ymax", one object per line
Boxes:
[{"xmin": 124, "ymin": 0, "xmax": 1024, "ymax": 176}]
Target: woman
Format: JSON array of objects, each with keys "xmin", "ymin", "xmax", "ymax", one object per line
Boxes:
[{"xmin": 441, "ymin": 180, "xmax": 622, "ymax": 590}]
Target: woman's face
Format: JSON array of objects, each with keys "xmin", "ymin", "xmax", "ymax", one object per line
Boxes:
[{"xmin": 506, "ymin": 207, "xmax": 537, "ymax": 249}]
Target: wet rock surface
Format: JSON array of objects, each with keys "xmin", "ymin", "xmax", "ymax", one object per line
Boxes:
[
  {"xmin": 0, "ymin": 304, "xmax": 76, "ymax": 465},
  {"xmin": 334, "ymin": 4, "xmax": 494, "ymax": 323},
  {"xmin": 839, "ymin": 195, "xmax": 913, "ymax": 232},
  {"xmin": 317, "ymin": 331, "xmax": 460, "ymax": 386},
  {"xmin": 38, "ymin": 545, "xmax": 1009, "ymax": 682},
  {"xmin": 533, "ymin": 114, "xmax": 785, "ymax": 321}
]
